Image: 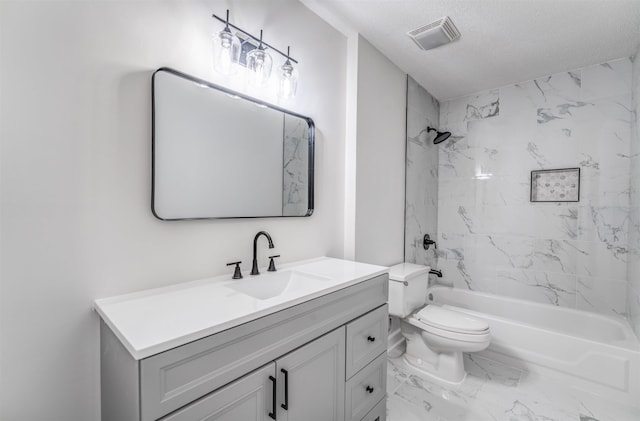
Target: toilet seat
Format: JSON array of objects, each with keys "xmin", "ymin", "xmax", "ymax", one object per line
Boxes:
[
  {"xmin": 408, "ymin": 316, "xmax": 491, "ymax": 343},
  {"xmin": 414, "ymin": 305, "xmax": 489, "ymax": 335}
]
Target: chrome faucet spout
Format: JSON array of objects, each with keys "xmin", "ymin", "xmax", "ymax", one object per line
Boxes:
[{"xmin": 251, "ymin": 231, "xmax": 274, "ymax": 275}]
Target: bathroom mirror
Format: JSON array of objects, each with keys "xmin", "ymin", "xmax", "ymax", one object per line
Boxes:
[{"xmin": 152, "ymin": 67, "xmax": 314, "ymax": 220}]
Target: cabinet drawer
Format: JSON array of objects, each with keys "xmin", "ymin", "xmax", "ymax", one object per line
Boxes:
[
  {"xmin": 360, "ymin": 398, "xmax": 386, "ymax": 421},
  {"xmin": 346, "ymin": 304, "xmax": 388, "ymax": 378},
  {"xmin": 345, "ymin": 353, "xmax": 387, "ymax": 421},
  {"xmin": 160, "ymin": 363, "xmax": 275, "ymax": 421}
]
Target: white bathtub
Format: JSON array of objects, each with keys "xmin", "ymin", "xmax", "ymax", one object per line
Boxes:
[{"xmin": 428, "ymin": 286, "xmax": 640, "ymax": 405}]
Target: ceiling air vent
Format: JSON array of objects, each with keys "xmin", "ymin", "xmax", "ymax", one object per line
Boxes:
[{"xmin": 407, "ymin": 17, "xmax": 461, "ymax": 51}]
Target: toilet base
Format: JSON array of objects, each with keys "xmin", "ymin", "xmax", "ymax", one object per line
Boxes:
[
  {"xmin": 402, "ymin": 348, "xmax": 466, "ymax": 385},
  {"xmin": 401, "ymin": 317, "xmax": 482, "ymax": 385}
]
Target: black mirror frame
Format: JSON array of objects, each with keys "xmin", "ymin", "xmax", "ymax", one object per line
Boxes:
[{"xmin": 151, "ymin": 67, "xmax": 315, "ymax": 221}]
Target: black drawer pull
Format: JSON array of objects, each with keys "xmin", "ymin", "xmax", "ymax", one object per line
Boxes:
[
  {"xmin": 366, "ymin": 385, "xmax": 374, "ymax": 394},
  {"xmin": 367, "ymin": 335, "xmax": 376, "ymax": 342},
  {"xmin": 268, "ymin": 375, "xmax": 276, "ymax": 420},
  {"xmin": 280, "ymin": 368, "xmax": 289, "ymax": 410}
]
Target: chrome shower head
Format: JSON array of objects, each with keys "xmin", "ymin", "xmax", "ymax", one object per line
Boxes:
[{"xmin": 427, "ymin": 127, "xmax": 451, "ymax": 144}]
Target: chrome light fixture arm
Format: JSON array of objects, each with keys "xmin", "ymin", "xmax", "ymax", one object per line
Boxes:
[{"xmin": 212, "ymin": 11, "xmax": 298, "ymax": 64}]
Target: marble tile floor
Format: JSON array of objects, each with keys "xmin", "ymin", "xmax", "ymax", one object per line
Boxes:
[{"xmin": 386, "ymin": 354, "xmax": 640, "ymax": 421}]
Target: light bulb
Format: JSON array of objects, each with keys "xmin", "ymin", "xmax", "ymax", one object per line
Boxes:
[
  {"xmin": 278, "ymin": 60, "xmax": 298, "ymax": 99},
  {"xmin": 246, "ymin": 47, "xmax": 272, "ymax": 87},
  {"xmin": 220, "ymin": 32, "xmax": 232, "ymax": 48},
  {"xmin": 213, "ymin": 28, "xmax": 240, "ymax": 76}
]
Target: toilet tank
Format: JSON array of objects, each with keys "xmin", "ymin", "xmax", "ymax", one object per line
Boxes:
[{"xmin": 388, "ymin": 263, "xmax": 430, "ymax": 318}]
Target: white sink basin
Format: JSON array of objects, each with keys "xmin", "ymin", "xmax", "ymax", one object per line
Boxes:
[
  {"xmin": 229, "ymin": 270, "xmax": 332, "ymax": 300},
  {"xmin": 93, "ymin": 257, "xmax": 388, "ymax": 359}
]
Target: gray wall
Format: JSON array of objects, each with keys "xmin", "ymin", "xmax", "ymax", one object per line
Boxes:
[{"xmin": 354, "ymin": 36, "xmax": 406, "ymax": 266}]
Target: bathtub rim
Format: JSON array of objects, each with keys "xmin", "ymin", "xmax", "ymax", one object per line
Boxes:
[{"xmin": 427, "ymin": 285, "xmax": 640, "ymax": 351}]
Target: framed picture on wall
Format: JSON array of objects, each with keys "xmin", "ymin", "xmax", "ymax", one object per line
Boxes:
[{"xmin": 530, "ymin": 168, "xmax": 580, "ymax": 202}]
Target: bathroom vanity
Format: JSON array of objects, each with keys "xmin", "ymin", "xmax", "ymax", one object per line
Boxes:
[{"xmin": 95, "ymin": 257, "xmax": 389, "ymax": 421}]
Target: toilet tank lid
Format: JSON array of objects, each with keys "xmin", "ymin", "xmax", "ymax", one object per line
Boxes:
[{"xmin": 388, "ymin": 263, "xmax": 430, "ymax": 282}]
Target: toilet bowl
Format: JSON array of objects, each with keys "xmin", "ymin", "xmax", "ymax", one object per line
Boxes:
[
  {"xmin": 388, "ymin": 263, "xmax": 491, "ymax": 384},
  {"xmin": 400, "ymin": 304, "xmax": 490, "ymax": 383}
]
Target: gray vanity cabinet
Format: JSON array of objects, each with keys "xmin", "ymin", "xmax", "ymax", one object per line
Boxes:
[{"xmin": 100, "ymin": 273, "xmax": 388, "ymax": 421}]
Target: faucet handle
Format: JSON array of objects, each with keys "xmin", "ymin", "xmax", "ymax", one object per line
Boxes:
[
  {"xmin": 268, "ymin": 255, "xmax": 280, "ymax": 272},
  {"xmin": 226, "ymin": 261, "xmax": 243, "ymax": 279},
  {"xmin": 423, "ymin": 233, "xmax": 437, "ymax": 250}
]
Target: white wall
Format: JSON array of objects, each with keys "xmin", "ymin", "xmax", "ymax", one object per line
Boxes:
[
  {"xmin": 0, "ymin": 1, "xmax": 346, "ymax": 420},
  {"xmin": 354, "ymin": 36, "xmax": 406, "ymax": 266}
]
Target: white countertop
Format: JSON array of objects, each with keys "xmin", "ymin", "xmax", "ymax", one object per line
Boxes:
[{"xmin": 94, "ymin": 257, "xmax": 388, "ymax": 360}]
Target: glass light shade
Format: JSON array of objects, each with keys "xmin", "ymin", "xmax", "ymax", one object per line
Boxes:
[
  {"xmin": 213, "ymin": 29, "xmax": 241, "ymax": 76},
  {"xmin": 278, "ymin": 61, "xmax": 298, "ymax": 99},
  {"xmin": 246, "ymin": 47, "xmax": 273, "ymax": 87}
]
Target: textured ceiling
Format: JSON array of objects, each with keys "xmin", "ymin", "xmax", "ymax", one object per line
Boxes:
[{"xmin": 304, "ymin": 0, "xmax": 640, "ymax": 100}]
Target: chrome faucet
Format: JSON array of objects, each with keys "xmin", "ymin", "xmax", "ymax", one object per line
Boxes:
[{"xmin": 251, "ymin": 231, "xmax": 274, "ymax": 275}]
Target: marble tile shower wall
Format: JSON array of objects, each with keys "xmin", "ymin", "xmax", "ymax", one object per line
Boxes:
[
  {"xmin": 629, "ymin": 52, "xmax": 640, "ymax": 337},
  {"xmin": 405, "ymin": 76, "xmax": 440, "ymax": 269},
  {"xmin": 438, "ymin": 58, "xmax": 633, "ymax": 319}
]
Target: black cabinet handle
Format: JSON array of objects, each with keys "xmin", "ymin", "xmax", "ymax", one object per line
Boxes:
[
  {"xmin": 268, "ymin": 375, "xmax": 276, "ymax": 420},
  {"xmin": 367, "ymin": 335, "xmax": 376, "ymax": 342},
  {"xmin": 280, "ymin": 369, "xmax": 289, "ymax": 410},
  {"xmin": 366, "ymin": 385, "xmax": 374, "ymax": 394}
]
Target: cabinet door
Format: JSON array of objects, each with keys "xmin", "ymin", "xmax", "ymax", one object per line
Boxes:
[
  {"xmin": 276, "ymin": 327, "xmax": 346, "ymax": 421},
  {"xmin": 160, "ymin": 363, "xmax": 277, "ymax": 421}
]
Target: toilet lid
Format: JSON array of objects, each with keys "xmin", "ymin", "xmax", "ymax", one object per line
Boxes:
[{"xmin": 416, "ymin": 305, "xmax": 489, "ymax": 334}]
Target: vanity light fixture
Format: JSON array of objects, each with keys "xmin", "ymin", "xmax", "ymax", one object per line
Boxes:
[
  {"xmin": 212, "ymin": 10, "xmax": 300, "ymax": 98},
  {"xmin": 212, "ymin": 10, "xmax": 241, "ymax": 76}
]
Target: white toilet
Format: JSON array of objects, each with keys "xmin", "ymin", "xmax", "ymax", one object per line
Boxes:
[{"xmin": 388, "ymin": 263, "xmax": 491, "ymax": 384}]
